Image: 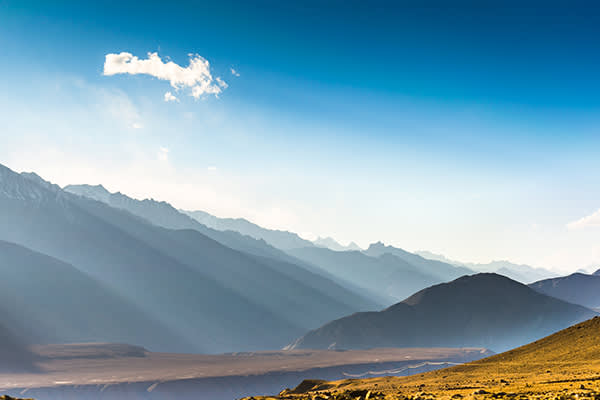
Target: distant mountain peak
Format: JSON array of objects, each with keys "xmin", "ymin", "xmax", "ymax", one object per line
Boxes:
[
  {"xmin": 314, "ymin": 236, "xmax": 362, "ymax": 252},
  {"xmin": 365, "ymin": 242, "xmax": 449, "ymax": 265},
  {"xmin": 346, "ymin": 241, "xmax": 361, "ymax": 251},
  {"xmin": 366, "ymin": 241, "xmax": 408, "ymax": 255},
  {"xmin": 0, "ymin": 163, "xmax": 63, "ymax": 203},
  {"xmin": 594, "ymin": 269, "xmax": 600, "ymax": 276},
  {"xmin": 65, "ymin": 184, "xmax": 117, "ymax": 203}
]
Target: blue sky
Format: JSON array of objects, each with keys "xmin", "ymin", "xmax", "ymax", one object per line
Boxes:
[{"xmin": 1, "ymin": 1, "xmax": 600, "ymax": 270}]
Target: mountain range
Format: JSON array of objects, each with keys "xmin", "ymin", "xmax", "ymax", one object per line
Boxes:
[
  {"xmin": 64, "ymin": 183, "xmax": 380, "ymax": 309},
  {"xmin": 0, "ymin": 164, "xmax": 378, "ymax": 353},
  {"xmin": 65, "ymin": 183, "xmax": 473, "ymax": 306},
  {"xmin": 365, "ymin": 242, "xmax": 473, "ymax": 282},
  {"xmin": 288, "ymin": 246, "xmax": 454, "ymax": 303},
  {"xmin": 64, "ymin": 184, "xmax": 380, "ymax": 307},
  {"xmin": 182, "ymin": 210, "xmax": 361, "ymax": 252},
  {"xmin": 416, "ymin": 250, "xmax": 557, "ymax": 283},
  {"xmin": 65, "ymin": 184, "xmax": 308, "ymax": 263},
  {"xmin": 2, "ymin": 161, "xmax": 598, "ymax": 360},
  {"xmin": 180, "ymin": 209, "xmax": 315, "ymax": 251},
  {"xmin": 287, "ymin": 273, "xmax": 598, "ymax": 352}
]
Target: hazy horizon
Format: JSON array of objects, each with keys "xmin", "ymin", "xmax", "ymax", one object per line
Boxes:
[
  {"xmin": 2, "ymin": 2, "xmax": 600, "ymax": 270},
  {"xmin": 3, "ymin": 162, "xmax": 594, "ymax": 275}
]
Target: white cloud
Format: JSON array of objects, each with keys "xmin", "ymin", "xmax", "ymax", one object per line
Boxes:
[
  {"xmin": 207, "ymin": 166, "xmax": 217, "ymax": 171},
  {"xmin": 103, "ymin": 52, "xmax": 225, "ymax": 99},
  {"xmin": 230, "ymin": 67, "xmax": 240, "ymax": 77},
  {"xmin": 164, "ymin": 91, "xmax": 179, "ymax": 102},
  {"xmin": 567, "ymin": 209, "xmax": 600, "ymax": 230},
  {"xmin": 132, "ymin": 122, "xmax": 143, "ymax": 129},
  {"xmin": 157, "ymin": 147, "xmax": 169, "ymax": 161},
  {"xmin": 216, "ymin": 77, "xmax": 228, "ymax": 89}
]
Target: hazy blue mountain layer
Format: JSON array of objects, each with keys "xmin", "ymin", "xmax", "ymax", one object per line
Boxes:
[
  {"xmin": 0, "ymin": 240, "xmax": 190, "ymax": 351},
  {"xmin": 0, "ymin": 164, "xmax": 376, "ymax": 353},
  {"xmin": 530, "ymin": 272, "xmax": 600, "ymax": 309},
  {"xmin": 365, "ymin": 242, "xmax": 473, "ymax": 283},
  {"xmin": 65, "ymin": 184, "xmax": 306, "ymax": 262},
  {"xmin": 181, "ymin": 208, "xmax": 315, "ymax": 250},
  {"xmin": 64, "ymin": 183, "xmax": 380, "ymax": 313},
  {"xmin": 289, "ymin": 247, "xmax": 444, "ymax": 303},
  {"xmin": 0, "ymin": 319, "xmax": 36, "ymax": 372},
  {"xmin": 416, "ymin": 250, "xmax": 556, "ymax": 283}
]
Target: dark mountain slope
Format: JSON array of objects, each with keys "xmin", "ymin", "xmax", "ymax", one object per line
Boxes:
[
  {"xmin": 529, "ymin": 272, "xmax": 600, "ymax": 309},
  {"xmin": 0, "ymin": 240, "xmax": 189, "ymax": 351},
  {"xmin": 288, "ymin": 247, "xmax": 442, "ymax": 303},
  {"xmin": 289, "ymin": 273, "xmax": 597, "ymax": 352},
  {"xmin": 595, "ymin": 268, "xmax": 600, "ymax": 276}
]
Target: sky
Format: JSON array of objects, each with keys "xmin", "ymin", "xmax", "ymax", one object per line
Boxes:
[{"xmin": 1, "ymin": 1, "xmax": 600, "ymax": 271}]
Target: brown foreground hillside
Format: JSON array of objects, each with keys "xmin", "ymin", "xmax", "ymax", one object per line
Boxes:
[{"xmin": 244, "ymin": 317, "xmax": 600, "ymax": 400}]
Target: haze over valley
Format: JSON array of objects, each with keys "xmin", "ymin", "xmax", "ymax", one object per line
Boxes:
[{"xmin": 2, "ymin": 2, "xmax": 600, "ymax": 400}]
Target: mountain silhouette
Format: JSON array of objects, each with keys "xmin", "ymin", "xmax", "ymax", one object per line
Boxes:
[
  {"xmin": 0, "ymin": 164, "xmax": 376, "ymax": 353},
  {"xmin": 529, "ymin": 272, "xmax": 600, "ymax": 309},
  {"xmin": 288, "ymin": 273, "xmax": 597, "ymax": 352}
]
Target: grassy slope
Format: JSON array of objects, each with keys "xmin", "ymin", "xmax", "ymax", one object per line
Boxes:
[{"xmin": 245, "ymin": 316, "xmax": 600, "ymax": 400}]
